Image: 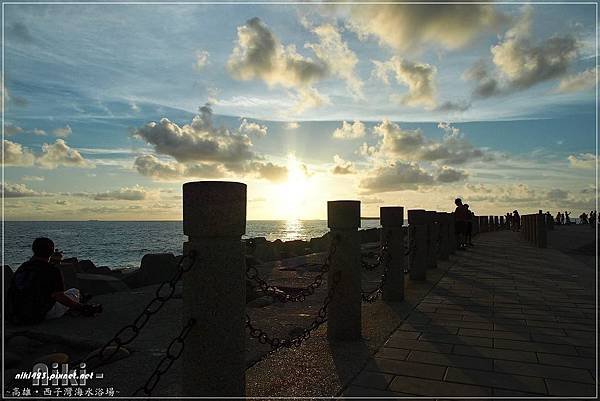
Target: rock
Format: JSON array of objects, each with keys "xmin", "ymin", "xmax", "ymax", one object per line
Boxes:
[
  {"xmin": 35, "ymin": 352, "xmax": 69, "ymax": 365},
  {"xmin": 360, "ymin": 227, "xmax": 381, "ymax": 244},
  {"xmin": 121, "ymin": 253, "xmax": 178, "ymax": 288},
  {"xmin": 76, "ymin": 273, "xmax": 129, "ymax": 295},
  {"xmin": 309, "ymin": 233, "xmax": 331, "ymax": 253},
  {"xmin": 62, "ymin": 257, "xmax": 78, "ymax": 265},
  {"xmin": 76, "ymin": 260, "xmax": 96, "ymax": 273},
  {"xmin": 58, "ymin": 263, "xmax": 79, "ymax": 289},
  {"xmin": 5, "ymin": 351, "xmax": 21, "ymax": 368},
  {"xmin": 251, "ymin": 239, "xmax": 281, "ymax": 262},
  {"xmin": 281, "ymin": 240, "xmax": 309, "ymax": 258}
]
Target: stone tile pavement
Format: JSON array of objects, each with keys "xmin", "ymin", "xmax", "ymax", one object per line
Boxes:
[{"xmin": 344, "ymin": 230, "xmax": 597, "ymax": 398}]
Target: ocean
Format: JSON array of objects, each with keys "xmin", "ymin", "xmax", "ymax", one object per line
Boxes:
[{"xmin": 2, "ymin": 220, "xmax": 381, "ymax": 270}]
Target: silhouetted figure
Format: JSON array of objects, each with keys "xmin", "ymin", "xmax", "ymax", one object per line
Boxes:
[
  {"xmin": 7, "ymin": 237, "xmax": 102, "ymax": 324},
  {"xmin": 454, "ymin": 198, "xmax": 468, "ymax": 250},
  {"xmin": 465, "ymin": 204, "xmax": 474, "ymax": 246},
  {"xmin": 555, "ymin": 212, "xmax": 561, "ymax": 225},
  {"xmin": 565, "ymin": 211, "xmax": 571, "ymax": 225},
  {"xmin": 512, "ymin": 210, "xmax": 521, "ymax": 231},
  {"xmin": 579, "ymin": 213, "xmax": 589, "ymax": 225},
  {"xmin": 590, "ymin": 211, "xmax": 596, "ymax": 228}
]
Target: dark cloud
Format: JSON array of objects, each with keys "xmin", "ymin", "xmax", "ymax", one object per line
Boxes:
[{"xmin": 359, "ymin": 161, "xmax": 435, "ymax": 194}]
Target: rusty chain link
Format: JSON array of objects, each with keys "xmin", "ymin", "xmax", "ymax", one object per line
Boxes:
[
  {"xmin": 132, "ymin": 318, "xmax": 196, "ymax": 396},
  {"xmin": 76, "ymin": 251, "xmax": 197, "ymax": 368},
  {"xmin": 246, "ymin": 270, "xmax": 342, "ymax": 351},
  {"xmin": 246, "ymin": 238, "xmax": 338, "ymax": 303}
]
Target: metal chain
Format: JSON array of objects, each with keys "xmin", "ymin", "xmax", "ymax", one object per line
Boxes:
[
  {"xmin": 361, "ymin": 233, "xmax": 392, "ymax": 303},
  {"xmin": 78, "ymin": 251, "xmax": 197, "ymax": 367},
  {"xmin": 246, "ymin": 270, "xmax": 341, "ymax": 351},
  {"xmin": 246, "ymin": 238, "xmax": 338, "ymax": 303},
  {"xmin": 132, "ymin": 318, "xmax": 196, "ymax": 396}
]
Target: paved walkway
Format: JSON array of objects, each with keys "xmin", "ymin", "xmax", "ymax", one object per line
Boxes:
[{"xmin": 344, "ymin": 229, "xmax": 597, "ymax": 398}]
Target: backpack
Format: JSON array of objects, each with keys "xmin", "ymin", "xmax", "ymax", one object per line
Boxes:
[{"xmin": 7, "ymin": 263, "xmax": 49, "ymax": 324}]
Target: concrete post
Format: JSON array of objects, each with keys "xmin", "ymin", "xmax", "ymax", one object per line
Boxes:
[
  {"xmin": 473, "ymin": 215, "xmax": 480, "ymax": 235},
  {"xmin": 537, "ymin": 211, "xmax": 547, "ymax": 248},
  {"xmin": 500, "ymin": 216, "xmax": 505, "ymax": 230},
  {"xmin": 532, "ymin": 215, "xmax": 537, "ymax": 244},
  {"xmin": 327, "ymin": 200, "xmax": 361, "ymax": 341},
  {"xmin": 547, "ymin": 213, "xmax": 554, "ymax": 230},
  {"xmin": 381, "ymin": 206, "xmax": 404, "ymax": 302},
  {"xmin": 182, "ymin": 181, "xmax": 246, "ymax": 397},
  {"xmin": 426, "ymin": 211, "xmax": 438, "ymax": 269},
  {"xmin": 438, "ymin": 212, "xmax": 450, "ymax": 261},
  {"xmin": 408, "ymin": 210, "xmax": 428, "ymax": 281},
  {"xmin": 494, "ymin": 216, "xmax": 499, "ymax": 230},
  {"xmin": 483, "ymin": 216, "xmax": 488, "ymax": 232}
]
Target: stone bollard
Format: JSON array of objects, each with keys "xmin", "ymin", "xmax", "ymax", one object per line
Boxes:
[
  {"xmin": 500, "ymin": 216, "xmax": 505, "ymax": 230},
  {"xmin": 182, "ymin": 181, "xmax": 246, "ymax": 397},
  {"xmin": 327, "ymin": 200, "xmax": 361, "ymax": 341},
  {"xmin": 473, "ymin": 215, "xmax": 480, "ymax": 235},
  {"xmin": 448, "ymin": 214, "xmax": 457, "ymax": 253},
  {"xmin": 408, "ymin": 209, "xmax": 428, "ymax": 281},
  {"xmin": 437, "ymin": 212, "xmax": 450, "ymax": 261},
  {"xmin": 537, "ymin": 211, "xmax": 547, "ymax": 248},
  {"xmin": 426, "ymin": 211, "xmax": 439, "ymax": 269},
  {"xmin": 381, "ymin": 206, "xmax": 405, "ymax": 302},
  {"xmin": 482, "ymin": 216, "xmax": 488, "ymax": 232},
  {"xmin": 494, "ymin": 216, "xmax": 499, "ymax": 230}
]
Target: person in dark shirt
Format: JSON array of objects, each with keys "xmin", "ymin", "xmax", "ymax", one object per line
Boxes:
[
  {"xmin": 8, "ymin": 237, "xmax": 101, "ymax": 324},
  {"xmin": 464, "ymin": 204, "xmax": 474, "ymax": 246},
  {"xmin": 454, "ymin": 198, "xmax": 468, "ymax": 250}
]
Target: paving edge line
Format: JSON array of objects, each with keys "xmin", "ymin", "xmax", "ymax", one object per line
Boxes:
[{"xmin": 335, "ymin": 244, "xmax": 470, "ymax": 398}]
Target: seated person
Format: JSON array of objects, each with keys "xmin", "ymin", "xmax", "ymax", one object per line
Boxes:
[{"xmin": 8, "ymin": 237, "xmax": 101, "ymax": 324}]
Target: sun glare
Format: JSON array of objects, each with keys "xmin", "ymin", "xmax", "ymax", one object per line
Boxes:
[{"xmin": 277, "ymin": 154, "xmax": 310, "ymax": 219}]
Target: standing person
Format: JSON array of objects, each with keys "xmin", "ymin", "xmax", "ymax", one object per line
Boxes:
[
  {"xmin": 560, "ymin": 212, "xmax": 565, "ymax": 225},
  {"xmin": 464, "ymin": 204, "xmax": 474, "ymax": 246},
  {"xmin": 565, "ymin": 211, "xmax": 571, "ymax": 225},
  {"xmin": 590, "ymin": 211, "xmax": 596, "ymax": 228},
  {"xmin": 7, "ymin": 237, "xmax": 101, "ymax": 324},
  {"xmin": 555, "ymin": 212, "xmax": 561, "ymax": 225},
  {"xmin": 512, "ymin": 210, "xmax": 521, "ymax": 231},
  {"xmin": 454, "ymin": 198, "xmax": 468, "ymax": 250},
  {"xmin": 579, "ymin": 212, "xmax": 588, "ymax": 225}
]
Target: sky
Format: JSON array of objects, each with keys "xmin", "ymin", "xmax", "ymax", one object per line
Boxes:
[{"xmin": 1, "ymin": 2, "xmax": 597, "ymax": 221}]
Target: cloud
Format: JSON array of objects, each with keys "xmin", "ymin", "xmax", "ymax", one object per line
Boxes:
[
  {"xmin": 36, "ymin": 139, "xmax": 93, "ymax": 169},
  {"xmin": 129, "ymin": 102, "xmax": 140, "ymax": 112},
  {"xmin": 359, "ymin": 161, "xmax": 435, "ymax": 194},
  {"xmin": 345, "ymin": 4, "xmax": 503, "ymax": 52},
  {"xmin": 332, "ymin": 120, "xmax": 365, "ymax": 139},
  {"xmin": 435, "ymin": 100, "xmax": 471, "ymax": 112},
  {"xmin": 93, "ymin": 185, "xmax": 150, "ymax": 201},
  {"xmin": 466, "ymin": 7, "xmax": 579, "ymax": 97},
  {"xmin": 555, "ymin": 68, "xmax": 596, "ymax": 93},
  {"xmin": 195, "ymin": 50, "xmax": 210, "ymax": 71},
  {"xmin": 133, "ymin": 103, "xmax": 257, "ymax": 168},
  {"xmin": 239, "ymin": 118, "xmax": 268, "ymax": 137},
  {"xmin": 286, "ymin": 122, "xmax": 300, "ymax": 129},
  {"xmin": 568, "ymin": 153, "xmax": 597, "ymax": 169},
  {"xmin": 56, "ymin": 200, "xmax": 69, "ymax": 206},
  {"xmin": 5, "ymin": 123, "xmax": 23, "ymax": 136},
  {"xmin": 32, "ymin": 128, "xmax": 47, "ymax": 136},
  {"xmin": 228, "ymin": 17, "xmax": 327, "ymax": 89},
  {"xmin": 52, "ymin": 125, "xmax": 72, "ymax": 138},
  {"xmin": 6, "ymin": 22, "xmax": 34, "ymax": 43},
  {"xmin": 305, "ymin": 23, "xmax": 364, "ymax": 98},
  {"xmin": 361, "ymin": 196, "xmax": 384, "ymax": 204},
  {"xmin": 293, "ymin": 87, "xmax": 330, "ymax": 114},
  {"xmin": 3, "ymin": 140, "xmax": 35, "ymax": 166},
  {"xmin": 370, "ymin": 120, "xmax": 488, "ymax": 165},
  {"xmin": 253, "ymin": 161, "xmax": 288, "ymax": 182},
  {"xmin": 331, "ymin": 154, "xmax": 355, "ymax": 175},
  {"xmin": 2, "ymin": 182, "xmax": 48, "ymax": 198},
  {"xmin": 546, "ymin": 188, "xmax": 569, "ymax": 201},
  {"xmin": 22, "ymin": 175, "xmax": 45, "ymax": 181},
  {"xmin": 373, "ymin": 57, "xmax": 437, "ymax": 108},
  {"xmin": 133, "ymin": 154, "xmax": 225, "ymax": 181},
  {"xmin": 436, "ymin": 165, "xmax": 469, "ymax": 183}
]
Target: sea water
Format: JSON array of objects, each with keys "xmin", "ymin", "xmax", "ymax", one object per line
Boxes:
[{"xmin": 3, "ymin": 220, "xmax": 381, "ymax": 270}]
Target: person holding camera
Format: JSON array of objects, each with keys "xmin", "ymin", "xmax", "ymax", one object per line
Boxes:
[{"xmin": 8, "ymin": 237, "xmax": 102, "ymax": 324}]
